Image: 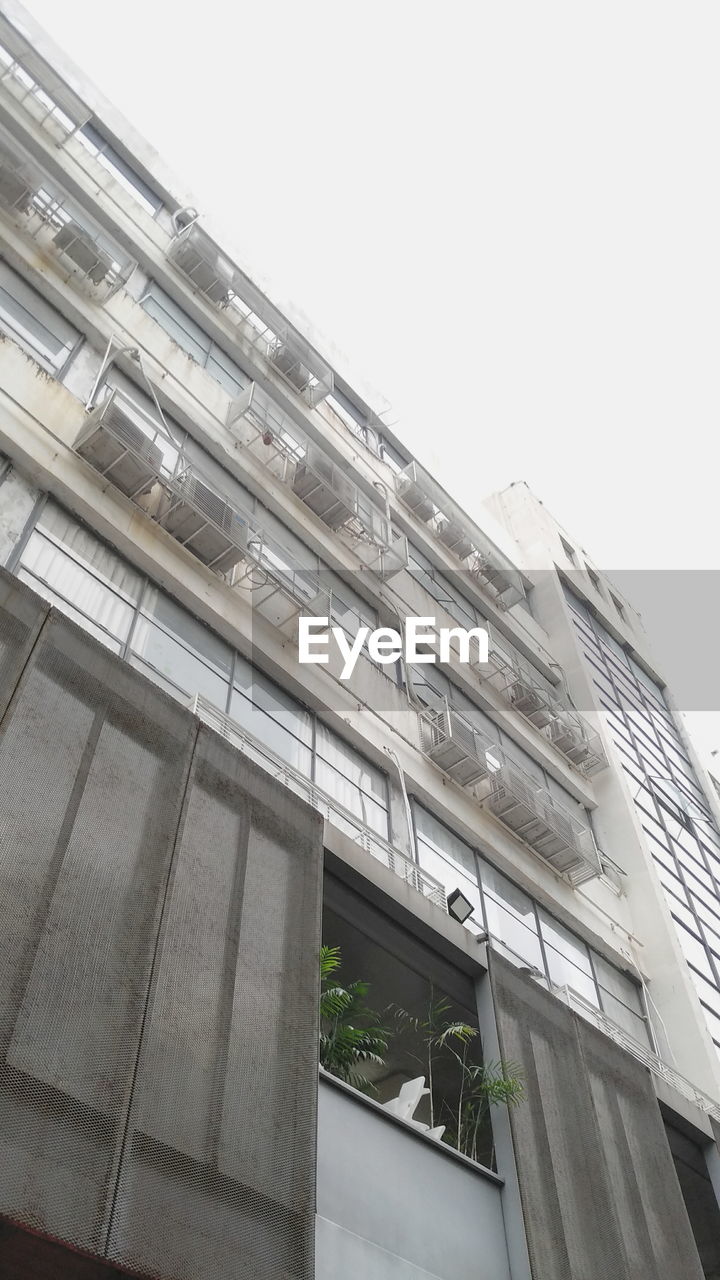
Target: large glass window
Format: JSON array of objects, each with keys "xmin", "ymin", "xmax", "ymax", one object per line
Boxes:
[
  {"xmin": 315, "ymin": 724, "xmax": 389, "ymax": 836},
  {"xmin": 565, "ymin": 584, "xmax": 720, "ymax": 1057},
  {"xmin": 0, "ymin": 259, "xmax": 79, "ymax": 373},
  {"xmin": 230, "ymin": 657, "xmax": 313, "ymax": 774},
  {"xmin": 480, "ymin": 862, "xmax": 546, "ymax": 973},
  {"xmin": 411, "ymin": 802, "xmax": 651, "ymax": 1045},
  {"xmin": 413, "ymin": 806, "xmax": 483, "ymax": 934},
  {"xmin": 77, "ymin": 123, "xmax": 163, "ymax": 216},
  {"xmin": 19, "ymin": 504, "xmax": 142, "ymax": 651},
  {"xmin": 16, "ymin": 501, "xmax": 389, "ymax": 841},
  {"xmin": 141, "ymin": 282, "xmax": 248, "ymax": 393}
]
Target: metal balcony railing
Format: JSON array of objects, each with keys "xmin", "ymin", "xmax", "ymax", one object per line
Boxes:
[
  {"xmin": 188, "ymin": 693, "xmax": 448, "ymax": 912},
  {"xmin": 0, "ymin": 15, "xmax": 91, "ymax": 138},
  {"xmin": 556, "ymin": 984, "xmax": 720, "ymax": 1123},
  {"xmin": 0, "ymin": 126, "xmax": 134, "ymax": 296},
  {"xmin": 485, "ymin": 758, "xmax": 601, "ymax": 885},
  {"xmin": 419, "ymin": 698, "xmax": 500, "ymax": 790},
  {"xmin": 168, "ymin": 220, "xmax": 333, "ymax": 407},
  {"xmin": 228, "ymin": 382, "xmax": 393, "ymax": 551},
  {"xmin": 75, "ymin": 389, "xmax": 334, "ymax": 632},
  {"xmin": 419, "ymin": 698, "xmax": 601, "ymax": 885},
  {"xmin": 482, "ymin": 636, "xmax": 608, "ymax": 777},
  {"xmin": 395, "ymin": 460, "xmax": 525, "ymax": 610}
]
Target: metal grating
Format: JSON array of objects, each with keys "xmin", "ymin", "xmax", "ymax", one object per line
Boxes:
[
  {"xmin": 168, "ymin": 223, "xmax": 333, "ymax": 406},
  {"xmin": 0, "ymin": 123, "xmax": 134, "ymax": 296},
  {"xmin": 227, "ymin": 383, "xmax": 392, "ymax": 549},
  {"xmin": 491, "ymin": 954, "xmax": 706, "ymax": 1280},
  {"xmin": 395, "ymin": 460, "xmax": 526, "ymax": 609},
  {"xmin": 0, "ymin": 576, "xmax": 322, "ymax": 1280}
]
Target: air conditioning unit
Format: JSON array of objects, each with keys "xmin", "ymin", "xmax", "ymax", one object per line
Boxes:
[
  {"xmin": 549, "ymin": 717, "xmax": 592, "ymax": 766},
  {"xmin": 469, "ymin": 554, "xmax": 512, "ymax": 605},
  {"xmin": 509, "ymin": 679, "xmax": 555, "ymax": 729},
  {"xmin": 75, "ymin": 395, "xmax": 163, "ymax": 499},
  {"xmin": 292, "ymin": 448, "xmax": 356, "ymax": 529},
  {"xmin": 436, "ymin": 518, "xmax": 474, "ymax": 561},
  {"xmin": 424, "ymin": 707, "xmax": 489, "ymax": 787},
  {"xmin": 171, "ymin": 239, "xmax": 232, "ymax": 306},
  {"xmin": 396, "ymin": 473, "xmax": 434, "ymax": 522},
  {"xmin": 160, "ymin": 473, "xmax": 248, "ymax": 574},
  {"xmin": 268, "ymin": 339, "xmax": 311, "ymax": 393},
  {"xmin": 54, "ymin": 221, "xmax": 113, "ymax": 285}
]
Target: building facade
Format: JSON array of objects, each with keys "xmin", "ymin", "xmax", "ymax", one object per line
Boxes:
[{"xmin": 0, "ymin": 4, "xmax": 719, "ymax": 1276}]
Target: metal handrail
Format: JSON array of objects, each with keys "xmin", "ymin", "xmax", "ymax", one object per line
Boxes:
[
  {"xmin": 557, "ymin": 983, "xmax": 720, "ymax": 1122},
  {"xmin": 188, "ymin": 693, "xmax": 448, "ymax": 912}
]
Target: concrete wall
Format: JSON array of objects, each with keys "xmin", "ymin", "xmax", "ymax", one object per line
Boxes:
[
  {"xmin": 0, "ymin": 568, "xmax": 323, "ymax": 1280},
  {"xmin": 316, "ymin": 1077, "xmax": 512, "ymax": 1280}
]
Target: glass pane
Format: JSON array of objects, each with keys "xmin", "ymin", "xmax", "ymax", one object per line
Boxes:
[
  {"xmin": 142, "ymin": 285, "xmax": 210, "ymax": 364},
  {"xmin": 485, "ymin": 898, "xmax": 545, "ymax": 971},
  {"xmin": 233, "ymin": 662, "xmax": 312, "ymax": 745},
  {"xmin": 538, "ymin": 909, "xmax": 593, "ymax": 977},
  {"xmin": 313, "ymin": 757, "xmax": 388, "ymax": 836},
  {"xmin": 0, "ymin": 259, "xmax": 78, "ymax": 369},
  {"xmin": 142, "ymin": 587, "xmax": 233, "ymax": 679},
  {"xmin": 415, "ymin": 841, "xmax": 483, "ymax": 933},
  {"xmin": 206, "ymin": 345, "xmax": 248, "ymax": 395},
  {"xmin": 37, "ymin": 503, "xmax": 144, "ymax": 602},
  {"xmin": 229, "ymin": 684, "xmax": 312, "ymax": 774},
  {"xmin": 413, "ymin": 805, "xmax": 477, "ymax": 881},
  {"xmin": 543, "ymin": 942, "xmax": 599, "ymax": 1006},
  {"xmin": 315, "ymin": 724, "xmax": 386, "ymax": 799},
  {"xmin": 600, "ymin": 991, "xmax": 651, "ymax": 1045},
  {"xmin": 676, "ymin": 926, "xmax": 716, "ymax": 982},
  {"xmin": 17, "ymin": 569, "xmax": 122, "ymax": 653},
  {"xmin": 689, "ymin": 969, "xmax": 720, "ymax": 1018},
  {"xmin": 131, "ymin": 616, "xmax": 227, "ymax": 707},
  {"xmin": 21, "ymin": 531, "xmax": 135, "ymax": 642},
  {"xmin": 593, "ymin": 954, "xmax": 644, "ymax": 1014}
]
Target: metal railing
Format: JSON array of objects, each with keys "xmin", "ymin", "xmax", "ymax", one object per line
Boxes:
[
  {"xmin": 0, "ymin": 16, "xmax": 91, "ymax": 138},
  {"xmin": 188, "ymin": 693, "xmax": 448, "ymax": 912},
  {"xmin": 0, "ymin": 125, "xmax": 134, "ymax": 297},
  {"xmin": 395, "ymin": 460, "xmax": 525, "ymax": 609},
  {"xmin": 168, "ymin": 221, "xmax": 334, "ymax": 406},
  {"xmin": 227, "ymin": 382, "xmax": 391, "ymax": 549},
  {"xmin": 557, "ymin": 984, "xmax": 720, "ymax": 1123},
  {"xmin": 419, "ymin": 698, "xmax": 602, "ymax": 885}
]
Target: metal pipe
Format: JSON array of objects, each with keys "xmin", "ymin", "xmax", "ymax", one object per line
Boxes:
[
  {"xmin": 85, "ymin": 340, "xmax": 141, "ymax": 411},
  {"xmin": 384, "ymin": 745, "xmax": 416, "ymax": 861}
]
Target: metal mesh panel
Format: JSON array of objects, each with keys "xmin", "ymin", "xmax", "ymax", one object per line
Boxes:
[
  {"xmin": 0, "ymin": 572, "xmax": 49, "ymax": 720},
  {"xmin": 0, "ymin": 608, "xmax": 195, "ymax": 1258},
  {"xmin": 107, "ymin": 728, "xmax": 322, "ymax": 1280},
  {"xmin": 490, "ymin": 954, "xmax": 705, "ymax": 1280},
  {"xmin": 0, "ymin": 568, "xmax": 322, "ymax": 1280}
]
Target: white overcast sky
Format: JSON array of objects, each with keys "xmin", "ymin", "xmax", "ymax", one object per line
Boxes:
[{"xmin": 21, "ymin": 0, "xmax": 720, "ymax": 768}]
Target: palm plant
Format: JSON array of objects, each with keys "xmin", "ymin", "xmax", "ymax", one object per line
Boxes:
[
  {"xmin": 319, "ymin": 945, "xmax": 390, "ymax": 1095},
  {"xmin": 443, "ymin": 1054, "xmax": 525, "ymax": 1163},
  {"xmin": 390, "ymin": 994, "xmax": 476, "ymax": 1128},
  {"xmin": 390, "ymin": 990, "xmax": 524, "ymax": 1155}
]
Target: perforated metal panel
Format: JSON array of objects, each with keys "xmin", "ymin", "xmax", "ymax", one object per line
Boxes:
[
  {"xmin": 490, "ymin": 954, "xmax": 705, "ymax": 1280},
  {"xmin": 0, "ymin": 568, "xmax": 322, "ymax": 1280},
  {"xmin": 0, "ymin": 572, "xmax": 49, "ymax": 719}
]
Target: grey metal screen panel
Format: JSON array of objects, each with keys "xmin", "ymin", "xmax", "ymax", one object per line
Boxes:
[
  {"xmin": 490, "ymin": 954, "xmax": 705, "ymax": 1280},
  {"xmin": 0, "ymin": 571, "xmax": 49, "ymax": 719},
  {"xmin": 0, "ymin": 567, "xmax": 323, "ymax": 1280},
  {"xmin": 108, "ymin": 726, "xmax": 322, "ymax": 1280}
]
